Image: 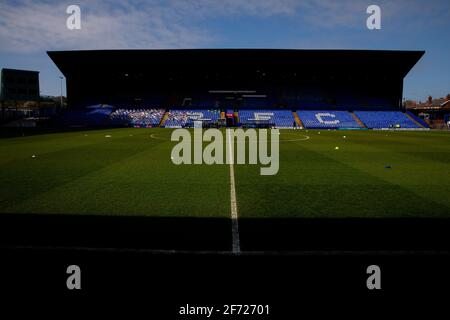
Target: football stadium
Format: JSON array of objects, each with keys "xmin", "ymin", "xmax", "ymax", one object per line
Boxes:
[{"xmin": 1, "ymin": 49, "xmax": 450, "ymax": 253}]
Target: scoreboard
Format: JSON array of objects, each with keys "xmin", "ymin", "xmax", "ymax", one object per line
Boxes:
[{"xmin": 0, "ymin": 68, "xmax": 40, "ymax": 101}]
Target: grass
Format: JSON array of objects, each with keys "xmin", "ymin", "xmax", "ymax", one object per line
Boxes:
[
  {"xmin": 0, "ymin": 128, "xmax": 449, "ymax": 218},
  {"xmin": 236, "ymin": 129, "xmax": 450, "ymax": 218},
  {"xmin": 0, "ymin": 128, "xmax": 229, "ymax": 217}
]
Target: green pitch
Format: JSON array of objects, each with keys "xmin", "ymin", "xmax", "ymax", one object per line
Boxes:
[{"xmin": 0, "ymin": 128, "xmax": 449, "ymax": 218}]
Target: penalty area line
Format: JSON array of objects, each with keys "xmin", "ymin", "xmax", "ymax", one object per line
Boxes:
[{"xmin": 227, "ymin": 129, "xmax": 241, "ymax": 254}]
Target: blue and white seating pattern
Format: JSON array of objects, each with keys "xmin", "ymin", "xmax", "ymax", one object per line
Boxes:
[
  {"xmin": 109, "ymin": 108, "xmax": 164, "ymax": 127},
  {"xmin": 354, "ymin": 111, "xmax": 421, "ymax": 129},
  {"xmin": 238, "ymin": 110, "xmax": 295, "ymax": 128},
  {"xmin": 164, "ymin": 109, "xmax": 220, "ymax": 128},
  {"xmin": 297, "ymin": 110, "xmax": 361, "ymax": 129},
  {"xmin": 57, "ymin": 105, "xmax": 427, "ymax": 130}
]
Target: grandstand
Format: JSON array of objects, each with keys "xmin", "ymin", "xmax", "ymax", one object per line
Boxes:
[{"xmin": 46, "ymin": 49, "xmax": 429, "ymax": 131}]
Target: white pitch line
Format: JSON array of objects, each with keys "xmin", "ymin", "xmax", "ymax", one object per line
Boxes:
[
  {"xmin": 11, "ymin": 245, "xmax": 449, "ymax": 256},
  {"xmin": 227, "ymin": 129, "xmax": 241, "ymax": 254},
  {"xmin": 150, "ymin": 133, "xmax": 168, "ymax": 140}
]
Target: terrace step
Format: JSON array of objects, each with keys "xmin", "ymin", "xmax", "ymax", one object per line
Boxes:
[
  {"xmin": 159, "ymin": 111, "xmax": 170, "ymax": 127},
  {"xmin": 234, "ymin": 111, "xmax": 239, "ymax": 123},
  {"xmin": 293, "ymin": 111, "xmax": 304, "ymax": 128},
  {"xmin": 405, "ymin": 111, "xmax": 426, "ymax": 128},
  {"xmin": 350, "ymin": 112, "xmax": 366, "ymax": 128}
]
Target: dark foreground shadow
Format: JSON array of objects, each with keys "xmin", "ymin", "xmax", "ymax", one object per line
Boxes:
[
  {"xmin": 238, "ymin": 218, "xmax": 450, "ymax": 252},
  {"xmin": 2, "ymin": 214, "xmax": 450, "ymax": 302},
  {"xmin": 1, "ymin": 214, "xmax": 450, "ymax": 252},
  {"xmin": 0, "ymin": 214, "xmax": 231, "ymax": 251}
]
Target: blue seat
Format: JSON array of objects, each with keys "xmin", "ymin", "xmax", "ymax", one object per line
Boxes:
[
  {"xmin": 109, "ymin": 108, "xmax": 164, "ymax": 127},
  {"xmin": 238, "ymin": 109, "xmax": 295, "ymax": 128},
  {"xmin": 297, "ymin": 110, "xmax": 361, "ymax": 129},
  {"xmin": 354, "ymin": 111, "xmax": 422, "ymax": 129},
  {"xmin": 164, "ymin": 109, "xmax": 220, "ymax": 128}
]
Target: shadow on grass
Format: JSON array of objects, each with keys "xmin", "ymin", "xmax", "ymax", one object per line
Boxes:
[
  {"xmin": 0, "ymin": 126, "xmax": 127, "ymax": 139},
  {"xmin": 1, "ymin": 214, "xmax": 450, "ymax": 252}
]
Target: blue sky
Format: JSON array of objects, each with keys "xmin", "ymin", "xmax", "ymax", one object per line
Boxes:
[{"xmin": 0, "ymin": 0, "xmax": 449, "ymax": 101}]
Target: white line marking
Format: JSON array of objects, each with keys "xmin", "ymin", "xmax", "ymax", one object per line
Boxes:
[
  {"xmin": 10, "ymin": 245, "xmax": 448, "ymax": 256},
  {"xmin": 150, "ymin": 133, "xmax": 168, "ymax": 140},
  {"xmin": 281, "ymin": 134, "xmax": 310, "ymax": 142},
  {"xmin": 227, "ymin": 129, "xmax": 241, "ymax": 254},
  {"xmin": 150, "ymin": 132, "xmax": 310, "ymax": 142}
]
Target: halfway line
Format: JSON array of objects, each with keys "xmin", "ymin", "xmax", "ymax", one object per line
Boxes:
[{"xmin": 227, "ymin": 129, "xmax": 241, "ymax": 254}]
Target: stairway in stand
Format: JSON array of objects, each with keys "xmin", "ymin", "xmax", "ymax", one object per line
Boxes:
[
  {"xmin": 293, "ymin": 111, "xmax": 304, "ymax": 128},
  {"xmin": 405, "ymin": 112, "xmax": 426, "ymax": 128},
  {"xmin": 158, "ymin": 111, "xmax": 169, "ymax": 127},
  {"xmin": 350, "ymin": 111, "xmax": 366, "ymax": 128}
]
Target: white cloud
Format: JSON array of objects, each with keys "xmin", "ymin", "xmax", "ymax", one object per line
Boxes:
[
  {"xmin": 0, "ymin": 0, "xmax": 212, "ymax": 52},
  {"xmin": 0, "ymin": 0, "xmax": 305, "ymax": 53},
  {"xmin": 0, "ymin": 0, "xmax": 448, "ymax": 53}
]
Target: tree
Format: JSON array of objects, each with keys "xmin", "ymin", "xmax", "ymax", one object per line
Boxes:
[{"xmin": 427, "ymin": 96, "xmax": 433, "ymax": 105}]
